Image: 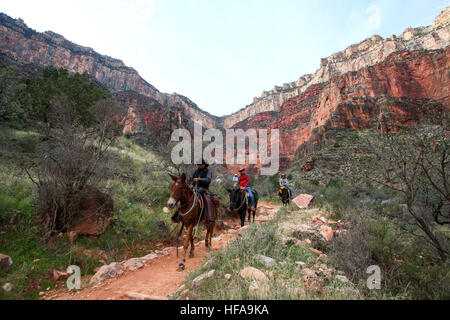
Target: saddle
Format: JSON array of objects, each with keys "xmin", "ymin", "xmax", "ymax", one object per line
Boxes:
[
  {"xmin": 170, "ymin": 191, "xmax": 219, "ymax": 224},
  {"xmin": 200, "ymin": 191, "xmax": 219, "ymax": 223}
]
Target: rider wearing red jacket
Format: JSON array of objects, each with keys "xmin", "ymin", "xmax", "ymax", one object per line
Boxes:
[{"xmin": 238, "ymin": 168, "xmax": 256, "ymax": 211}]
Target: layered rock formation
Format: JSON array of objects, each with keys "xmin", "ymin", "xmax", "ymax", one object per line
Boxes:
[
  {"xmin": 0, "ymin": 13, "xmax": 217, "ymax": 128},
  {"xmin": 0, "ymin": 8, "xmax": 448, "ymax": 175},
  {"xmin": 231, "ymin": 47, "xmax": 449, "ymax": 170},
  {"xmin": 224, "ymin": 7, "xmax": 450, "ymax": 128},
  {"xmin": 115, "ymin": 91, "xmax": 194, "ymax": 143}
]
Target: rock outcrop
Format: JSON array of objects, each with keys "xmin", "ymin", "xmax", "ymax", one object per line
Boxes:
[
  {"xmin": 223, "ymin": 7, "xmax": 450, "ymax": 128},
  {"xmin": 230, "ymin": 47, "xmax": 449, "ymax": 170},
  {"xmin": 69, "ymin": 186, "xmax": 114, "ymax": 237}
]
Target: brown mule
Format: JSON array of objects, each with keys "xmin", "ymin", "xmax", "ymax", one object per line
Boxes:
[{"xmin": 167, "ymin": 173, "xmax": 217, "ymax": 271}]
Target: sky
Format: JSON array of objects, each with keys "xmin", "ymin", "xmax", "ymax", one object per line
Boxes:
[{"xmin": 1, "ymin": 0, "xmax": 448, "ymax": 116}]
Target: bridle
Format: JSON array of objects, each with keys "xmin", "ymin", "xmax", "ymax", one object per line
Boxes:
[{"xmin": 171, "ymin": 181, "xmax": 200, "ymax": 217}]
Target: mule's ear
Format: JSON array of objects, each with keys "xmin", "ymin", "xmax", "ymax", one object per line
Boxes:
[
  {"xmin": 169, "ymin": 173, "xmax": 178, "ymax": 182},
  {"xmin": 180, "ymin": 173, "xmax": 186, "ymax": 181}
]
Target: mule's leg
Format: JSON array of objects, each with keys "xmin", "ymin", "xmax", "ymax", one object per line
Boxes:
[
  {"xmin": 205, "ymin": 224, "xmax": 210, "ymax": 249},
  {"xmin": 240, "ymin": 209, "xmax": 245, "ymax": 227},
  {"xmin": 189, "ymin": 232, "xmax": 195, "ymax": 258},
  {"xmin": 205, "ymin": 223, "xmax": 213, "ymax": 251},
  {"xmin": 179, "ymin": 224, "xmax": 193, "ymax": 270},
  {"xmin": 208, "ymin": 223, "xmax": 215, "ymax": 251}
]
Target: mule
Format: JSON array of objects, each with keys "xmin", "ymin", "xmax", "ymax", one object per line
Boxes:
[
  {"xmin": 279, "ymin": 187, "xmax": 290, "ymax": 206},
  {"xmin": 227, "ymin": 188, "xmax": 258, "ymax": 227},
  {"xmin": 167, "ymin": 173, "xmax": 217, "ymax": 271}
]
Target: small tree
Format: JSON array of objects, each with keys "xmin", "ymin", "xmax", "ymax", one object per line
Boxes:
[
  {"xmin": 353, "ymin": 118, "xmax": 449, "ymax": 260},
  {"xmin": 25, "ymin": 96, "xmax": 123, "ymax": 239}
]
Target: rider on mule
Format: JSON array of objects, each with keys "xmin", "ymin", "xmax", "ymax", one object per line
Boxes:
[
  {"xmin": 238, "ymin": 168, "xmax": 256, "ymax": 212},
  {"xmin": 191, "ymin": 159, "xmax": 216, "ymax": 223},
  {"xmin": 232, "ymin": 174, "xmax": 239, "ymax": 188},
  {"xmin": 279, "ymin": 174, "xmax": 293, "ymax": 198}
]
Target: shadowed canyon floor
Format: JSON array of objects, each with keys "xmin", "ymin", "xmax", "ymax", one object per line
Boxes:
[{"xmin": 43, "ymin": 202, "xmax": 280, "ymax": 300}]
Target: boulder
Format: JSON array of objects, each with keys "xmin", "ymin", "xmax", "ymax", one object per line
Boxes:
[
  {"xmin": 254, "ymin": 254, "xmax": 276, "ymax": 268},
  {"xmin": 51, "ymin": 269, "xmax": 69, "ymax": 281},
  {"xmin": 90, "ymin": 262, "xmax": 123, "ymax": 285},
  {"xmin": 122, "ymin": 258, "xmax": 144, "ymax": 271},
  {"xmin": 0, "ymin": 254, "xmax": 13, "ymax": 271},
  {"xmin": 239, "ymin": 267, "xmax": 268, "ymax": 282},
  {"xmin": 69, "ymin": 186, "xmax": 114, "ymax": 237},
  {"xmin": 141, "ymin": 253, "xmax": 158, "ymax": 262},
  {"xmin": 319, "ymin": 225, "xmax": 335, "ymax": 242},
  {"xmin": 292, "ymin": 194, "xmax": 314, "ymax": 209},
  {"xmin": 192, "ymin": 270, "xmax": 216, "ymax": 288},
  {"xmin": 224, "ymin": 274, "xmax": 232, "ymax": 280}
]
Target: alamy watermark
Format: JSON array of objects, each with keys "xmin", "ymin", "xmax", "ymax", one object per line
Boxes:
[
  {"xmin": 66, "ymin": 265, "xmax": 81, "ymax": 290},
  {"xmin": 367, "ymin": 265, "xmax": 381, "ymax": 290},
  {"xmin": 171, "ymin": 121, "xmax": 280, "ymax": 175}
]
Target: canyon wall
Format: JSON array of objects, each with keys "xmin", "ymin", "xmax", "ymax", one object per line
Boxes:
[
  {"xmin": 0, "ymin": 13, "xmax": 217, "ymax": 129},
  {"xmin": 230, "ymin": 47, "xmax": 449, "ymax": 172},
  {"xmin": 0, "ymin": 8, "xmax": 449, "ymax": 175},
  {"xmin": 223, "ymin": 7, "xmax": 450, "ymax": 128}
]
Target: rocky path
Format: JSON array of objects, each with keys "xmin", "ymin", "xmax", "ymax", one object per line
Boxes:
[{"xmin": 44, "ymin": 201, "xmax": 280, "ymax": 300}]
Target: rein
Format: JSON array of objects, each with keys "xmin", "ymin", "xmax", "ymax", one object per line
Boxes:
[
  {"xmin": 173, "ymin": 181, "xmax": 202, "ymax": 257},
  {"xmin": 174, "ymin": 183, "xmax": 198, "ymax": 218},
  {"xmin": 235, "ymin": 189, "xmax": 248, "ymax": 211}
]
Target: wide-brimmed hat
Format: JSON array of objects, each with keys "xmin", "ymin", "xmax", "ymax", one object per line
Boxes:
[
  {"xmin": 197, "ymin": 159, "xmax": 209, "ymax": 167},
  {"xmin": 238, "ymin": 167, "xmax": 246, "ymax": 172}
]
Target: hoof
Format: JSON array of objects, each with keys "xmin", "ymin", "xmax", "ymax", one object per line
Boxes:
[
  {"xmin": 189, "ymin": 252, "xmax": 194, "ymax": 259},
  {"xmin": 178, "ymin": 263, "xmax": 185, "ymax": 271}
]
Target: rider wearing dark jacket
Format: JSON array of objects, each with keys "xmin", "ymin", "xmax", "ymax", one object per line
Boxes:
[
  {"xmin": 190, "ymin": 159, "xmax": 215, "ymax": 222},
  {"xmin": 191, "ymin": 161, "xmax": 212, "ymax": 192}
]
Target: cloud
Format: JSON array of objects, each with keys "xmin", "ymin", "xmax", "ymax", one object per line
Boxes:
[{"xmin": 365, "ymin": 4, "xmax": 381, "ymax": 29}]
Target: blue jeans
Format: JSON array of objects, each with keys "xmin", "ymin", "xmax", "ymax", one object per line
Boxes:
[{"xmin": 247, "ymin": 187, "xmax": 255, "ymax": 207}]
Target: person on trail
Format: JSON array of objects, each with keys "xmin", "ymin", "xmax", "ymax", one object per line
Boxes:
[
  {"xmin": 190, "ymin": 159, "xmax": 215, "ymax": 222},
  {"xmin": 279, "ymin": 174, "xmax": 292, "ymax": 198},
  {"xmin": 232, "ymin": 174, "xmax": 239, "ymax": 188},
  {"xmin": 238, "ymin": 168, "xmax": 256, "ymax": 212}
]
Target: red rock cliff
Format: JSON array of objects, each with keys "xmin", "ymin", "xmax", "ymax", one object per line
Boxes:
[
  {"xmin": 229, "ymin": 47, "xmax": 449, "ymax": 173},
  {"xmin": 0, "ymin": 13, "xmax": 217, "ymax": 129}
]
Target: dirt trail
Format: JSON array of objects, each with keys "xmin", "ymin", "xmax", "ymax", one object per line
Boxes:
[{"xmin": 45, "ymin": 201, "xmax": 280, "ymax": 300}]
